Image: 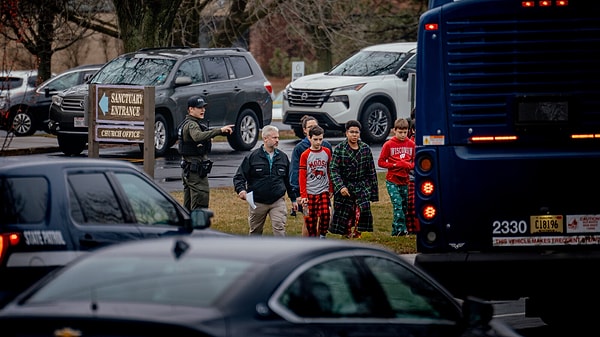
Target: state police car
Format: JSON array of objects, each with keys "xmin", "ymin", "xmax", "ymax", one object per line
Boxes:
[{"xmin": 0, "ymin": 157, "xmax": 223, "ymax": 307}]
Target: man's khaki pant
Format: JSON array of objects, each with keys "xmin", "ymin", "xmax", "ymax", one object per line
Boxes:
[{"xmin": 248, "ymin": 196, "xmax": 287, "ymax": 236}]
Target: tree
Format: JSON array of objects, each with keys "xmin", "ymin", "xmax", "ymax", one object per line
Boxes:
[
  {"xmin": 0, "ymin": 0, "xmax": 112, "ymax": 82},
  {"xmin": 254, "ymin": 0, "xmax": 427, "ymax": 72},
  {"xmin": 111, "ymin": 0, "xmax": 184, "ymax": 52}
]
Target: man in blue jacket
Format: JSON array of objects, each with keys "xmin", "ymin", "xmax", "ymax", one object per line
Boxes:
[{"xmin": 233, "ymin": 125, "xmax": 298, "ymax": 236}]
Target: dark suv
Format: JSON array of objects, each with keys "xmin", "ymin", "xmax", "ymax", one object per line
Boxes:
[{"xmin": 48, "ymin": 47, "xmax": 273, "ymax": 156}]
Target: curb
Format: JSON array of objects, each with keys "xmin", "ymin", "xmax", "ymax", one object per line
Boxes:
[{"xmin": 0, "ymin": 146, "xmax": 60, "ymax": 156}]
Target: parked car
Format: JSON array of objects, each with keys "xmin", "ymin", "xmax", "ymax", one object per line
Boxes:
[
  {"xmin": 283, "ymin": 42, "xmax": 416, "ymax": 142},
  {"xmin": 0, "ymin": 65, "xmax": 101, "ymax": 136},
  {"xmin": 1, "ymin": 70, "xmax": 39, "ymax": 134},
  {"xmin": 0, "ymin": 70, "xmax": 38, "ymax": 98},
  {"xmin": 48, "ymin": 47, "xmax": 273, "ymax": 156},
  {"xmin": 0, "ymin": 156, "xmax": 225, "ymax": 307},
  {"xmin": 272, "ymin": 90, "xmax": 283, "ymax": 120},
  {"xmin": 0, "ymin": 236, "xmax": 522, "ymax": 337}
]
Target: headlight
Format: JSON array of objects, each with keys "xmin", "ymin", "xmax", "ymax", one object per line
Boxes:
[
  {"xmin": 52, "ymin": 95, "xmax": 63, "ymax": 107},
  {"xmin": 332, "ymin": 83, "xmax": 367, "ymax": 92}
]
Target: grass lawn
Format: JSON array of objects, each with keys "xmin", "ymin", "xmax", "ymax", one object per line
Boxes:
[{"xmin": 171, "ymin": 172, "xmax": 418, "ymax": 255}]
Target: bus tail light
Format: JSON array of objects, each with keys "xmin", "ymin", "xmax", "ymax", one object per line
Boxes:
[
  {"xmin": 418, "ymin": 157, "xmax": 432, "ymax": 173},
  {"xmin": 422, "ymin": 204, "xmax": 437, "ymax": 220},
  {"xmin": 522, "ymin": 0, "xmax": 567, "ymax": 7},
  {"xmin": 420, "ymin": 180, "xmax": 435, "ymax": 196},
  {"xmin": 424, "ymin": 23, "xmax": 438, "ymax": 31},
  {"xmin": 470, "ymin": 135, "xmax": 517, "ymax": 143}
]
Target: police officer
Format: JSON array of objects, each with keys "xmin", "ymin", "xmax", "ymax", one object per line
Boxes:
[{"xmin": 179, "ymin": 96, "xmax": 233, "ymax": 210}]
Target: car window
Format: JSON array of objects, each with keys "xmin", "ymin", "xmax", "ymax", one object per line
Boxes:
[
  {"xmin": 68, "ymin": 173, "xmax": 126, "ymax": 224},
  {"xmin": 27, "ymin": 75, "xmax": 38, "ymax": 87},
  {"xmin": 44, "ymin": 72, "xmax": 80, "ymax": 92},
  {"xmin": 203, "ymin": 56, "xmax": 229, "ymax": 82},
  {"xmin": 362, "ymin": 256, "xmax": 460, "ymax": 320},
  {"xmin": 114, "ymin": 172, "xmax": 180, "ymax": 226},
  {"xmin": 279, "ymin": 257, "xmax": 388, "ymax": 318},
  {"xmin": 402, "ymin": 54, "xmax": 417, "ymax": 70},
  {"xmin": 0, "ymin": 77, "xmax": 24, "ymax": 91},
  {"xmin": 176, "ymin": 58, "xmax": 205, "ymax": 84},
  {"xmin": 0, "ymin": 177, "xmax": 48, "ymax": 224},
  {"xmin": 278, "ymin": 255, "xmax": 460, "ymax": 321},
  {"xmin": 230, "ymin": 56, "xmax": 252, "ymax": 78}
]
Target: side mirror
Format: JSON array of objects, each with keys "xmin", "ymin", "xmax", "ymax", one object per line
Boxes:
[
  {"xmin": 398, "ymin": 70, "xmax": 409, "ymax": 81},
  {"xmin": 190, "ymin": 208, "xmax": 214, "ymax": 229},
  {"xmin": 461, "ymin": 296, "xmax": 494, "ymax": 332},
  {"xmin": 174, "ymin": 76, "xmax": 192, "ymax": 86}
]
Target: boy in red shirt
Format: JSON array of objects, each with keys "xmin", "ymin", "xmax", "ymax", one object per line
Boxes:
[
  {"xmin": 299, "ymin": 126, "xmax": 333, "ymax": 238},
  {"xmin": 377, "ymin": 118, "xmax": 415, "ymax": 236}
]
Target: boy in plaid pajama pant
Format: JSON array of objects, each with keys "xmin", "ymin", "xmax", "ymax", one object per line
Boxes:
[{"xmin": 299, "ymin": 126, "xmax": 333, "ymax": 238}]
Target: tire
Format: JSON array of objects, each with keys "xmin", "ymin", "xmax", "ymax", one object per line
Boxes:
[
  {"xmin": 293, "ymin": 127, "xmax": 304, "ymax": 139},
  {"xmin": 152, "ymin": 114, "xmax": 170, "ymax": 157},
  {"xmin": 359, "ymin": 102, "xmax": 392, "ymax": 144},
  {"xmin": 227, "ymin": 108, "xmax": 259, "ymax": 151},
  {"xmin": 11, "ymin": 108, "xmax": 35, "ymax": 137},
  {"xmin": 58, "ymin": 134, "xmax": 86, "ymax": 156}
]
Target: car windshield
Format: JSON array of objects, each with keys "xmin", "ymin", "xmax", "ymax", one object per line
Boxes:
[
  {"xmin": 25, "ymin": 255, "xmax": 254, "ymax": 307},
  {"xmin": 328, "ymin": 50, "xmax": 412, "ymax": 77},
  {"xmin": 91, "ymin": 56, "xmax": 175, "ymax": 86}
]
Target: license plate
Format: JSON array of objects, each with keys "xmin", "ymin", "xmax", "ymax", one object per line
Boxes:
[
  {"xmin": 74, "ymin": 117, "xmax": 86, "ymax": 127},
  {"xmin": 530, "ymin": 215, "xmax": 563, "ymax": 233}
]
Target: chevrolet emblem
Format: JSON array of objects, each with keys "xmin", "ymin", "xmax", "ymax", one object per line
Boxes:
[{"xmin": 54, "ymin": 327, "xmax": 82, "ymax": 337}]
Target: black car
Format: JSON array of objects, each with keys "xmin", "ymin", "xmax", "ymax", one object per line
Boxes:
[
  {"xmin": 48, "ymin": 47, "xmax": 273, "ymax": 156},
  {"xmin": 0, "ymin": 236, "xmax": 522, "ymax": 337},
  {"xmin": 0, "ymin": 64, "xmax": 101, "ymax": 136},
  {"xmin": 0, "ymin": 156, "xmax": 225, "ymax": 307}
]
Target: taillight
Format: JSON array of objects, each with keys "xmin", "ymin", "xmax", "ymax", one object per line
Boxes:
[
  {"xmin": 420, "ymin": 180, "xmax": 434, "ymax": 196},
  {"xmin": 422, "ymin": 205, "xmax": 437, "ymax": 221},
  {"xmin": 0, "ymin": 233, "xmax": 20, "ymax": 265},
  {"xmin": 264, "ymin": 81, "xmax": 273, "ymax": 95}
]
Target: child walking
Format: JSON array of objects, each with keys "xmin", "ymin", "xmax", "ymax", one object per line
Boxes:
[
  {"xmin": 298, "ymin": 126, "xmax": 333, "ymax": 238},
  {"xmin": 377, "ymin": 118, "xmax": 415, "ymax": 236}
]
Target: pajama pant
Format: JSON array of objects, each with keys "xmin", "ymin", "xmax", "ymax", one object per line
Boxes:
[
  {"xmin": 304, "ymin": 192, "xmax": 330, "ymax": 237},
  {"xmin": 386, "ymin": 181, "xmax": 408, "ymax": 236}
]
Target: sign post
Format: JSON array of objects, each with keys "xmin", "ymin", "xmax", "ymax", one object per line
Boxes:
[
  {"xmin": 88, "ymin": 84, "xmax": 155, "ymax": 177},
  {"xmin": 292, "ymin": 61, "xmax": 305, "ymax": 82}
]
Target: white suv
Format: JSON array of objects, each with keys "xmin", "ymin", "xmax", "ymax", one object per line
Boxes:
[{"xmin": 282, "ymin": 42, "xmax": 416, "ymax": 143}]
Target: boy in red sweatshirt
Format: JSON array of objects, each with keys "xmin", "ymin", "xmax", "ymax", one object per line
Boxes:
[{"xmin": 377, "ymin": 118, "xmax": 415, "ymax": 236}]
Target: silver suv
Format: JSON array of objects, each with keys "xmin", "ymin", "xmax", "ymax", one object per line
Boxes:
[
  {"xmin": 283, "ymin": 42, "xmax": 416, "ymax": 143},
  {"xmin": 48, "ymin": 47, "xmax": 273, "ymax": 156}
]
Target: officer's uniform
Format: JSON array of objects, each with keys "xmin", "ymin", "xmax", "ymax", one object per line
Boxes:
[{"xmin": 178, "ymin": 97, "xmax": 225, "ymax": 210}]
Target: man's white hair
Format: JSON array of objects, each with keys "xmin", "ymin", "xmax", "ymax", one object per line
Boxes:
[{"xmin": 262, "ymin": 125, "xmax": 279, "ymax": 138}]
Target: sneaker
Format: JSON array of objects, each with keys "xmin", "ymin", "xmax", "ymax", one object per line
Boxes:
[{"xmin": 319, "ymin": 235, "xmax": 326, "ymax": 239}]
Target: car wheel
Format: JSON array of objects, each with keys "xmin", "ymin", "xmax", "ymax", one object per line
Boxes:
[
  {"xmin": 227, "ymin": 108, "xmax": 259, "ymax": 151},
  {"xmin": 11, "ymin": 108, "xmax": 35, "ymax": 137},
  {"xmin": 58, "ymin": 134, "xmax": 86, "ymax": 156},
  {"xmin": 293, "ymin": 127, "xmax": 304, "ymax": 139},
  {"xmin": 359, "ymin": 102, "xmax": 392, "ymax": 144},
  {"xmin": 153, "ymin": 114, "xmax": 170, "ymax": 157}
]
